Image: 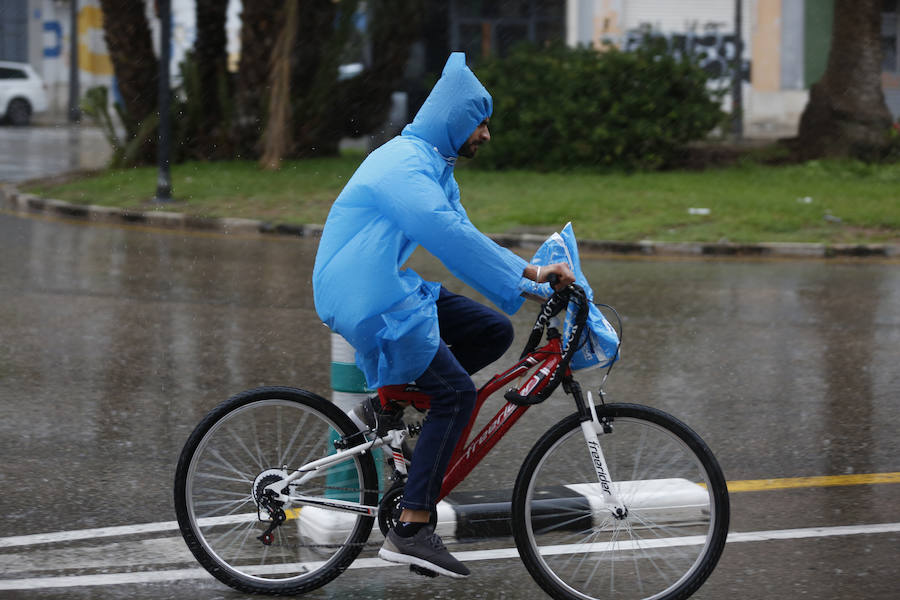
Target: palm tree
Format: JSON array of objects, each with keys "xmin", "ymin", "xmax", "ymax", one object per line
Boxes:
[
  {"xmin": 192, "ymin": 0, "xmax": 230, "ymax": 159},
  {"xmin": 260, "ymin": 0, "xmax": 299, "ymax": 170},
  {"xmin": 234, "ymin": 0, "xmax": 282, "ymax": 157},
  {"xmin": 98, "ymin": 0, "xmax": 158, "ymax": 165},
  {"xmin": 795, "ymin": 0, "xmax": 893, "ymax": 159}
]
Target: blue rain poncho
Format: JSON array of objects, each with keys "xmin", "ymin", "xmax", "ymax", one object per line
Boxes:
[{"xmin": 313, "ymin": 53, "xmax": 528, "ymax": 388}]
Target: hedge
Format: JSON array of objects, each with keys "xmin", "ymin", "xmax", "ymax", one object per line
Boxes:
[{"xmin": 473, "ymin": 42, "xmax": 727, "ymax": 171}]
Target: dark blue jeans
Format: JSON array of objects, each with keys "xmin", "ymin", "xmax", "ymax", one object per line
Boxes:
[{"xmin": 398, "ymin": 286, "xmax": 514, "ymax": 512}]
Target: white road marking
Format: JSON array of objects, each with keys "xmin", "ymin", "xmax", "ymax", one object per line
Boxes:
[
  {"xmin": 0, "ymin": 522, "xmax": 898, "ymax": 590},
  {"xmin": 0, "ymin": 514, "xmax": 256, "ymax": 549},
  {"xmin": 0, "ymin": 520, "xmax": 182, "ymax": 549}
]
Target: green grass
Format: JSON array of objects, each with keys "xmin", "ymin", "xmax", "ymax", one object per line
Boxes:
[{"xmin": 24, "ymin": 154, "xmax": 900, "ymax": 244}]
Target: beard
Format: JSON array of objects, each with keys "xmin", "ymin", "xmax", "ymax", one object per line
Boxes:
[{"xmin": 457, "ymin": 140, "xmax": 480, "ymax": 158}]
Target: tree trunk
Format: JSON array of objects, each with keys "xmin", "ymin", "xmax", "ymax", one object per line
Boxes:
[
  {"xmin": 795, "ymin": 0, "xmax": 893, "ymax": 159},
  {"xmin": 237, "ymin": 0, "xmax": 421, "ymax": 161},
  {"xmin": 289, "ymin": 0, "xmax": 347, "ymax": 157},
  {"xmin": 260, "ymin": 0, "xmax": 299, "ymax": 170},
  {"xmin": 234, "ymin": 0, "xmax": 282, "ymax": 157},
  {"xmin": 98, "ymin": 0, "xmax": 157, "ymax": 164},
  {"xmin": 193, "ymin": 0, "xmax": 230, "ymax": 159}
]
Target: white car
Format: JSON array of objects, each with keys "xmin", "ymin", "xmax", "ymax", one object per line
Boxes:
[{"xmin": 0, "ymin": 61, "xmax": 49, "ymax": 126}]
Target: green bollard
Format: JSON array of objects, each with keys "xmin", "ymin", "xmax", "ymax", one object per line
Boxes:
[{"xmin": 328, "ymin": 333, "xmax": 384, "ymax": 500}]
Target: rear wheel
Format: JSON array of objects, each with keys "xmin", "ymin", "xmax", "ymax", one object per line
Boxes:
[
  {"xmin": 174, "ymin": 386, "xmax": 378, "ymax": 594},
  {"xmin": 512, "ymin": 403, "xmax": 729, "ymax": 600}
]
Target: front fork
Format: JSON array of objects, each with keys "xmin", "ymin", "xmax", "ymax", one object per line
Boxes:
[{"xmin": 571, "ymin": 380, "xmax": 628, "ymax": 520}]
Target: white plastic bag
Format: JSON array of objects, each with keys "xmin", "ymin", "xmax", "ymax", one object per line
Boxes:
[{"xmin": 523, "ymin": 223, "xmax": 620, "ymax": 370}]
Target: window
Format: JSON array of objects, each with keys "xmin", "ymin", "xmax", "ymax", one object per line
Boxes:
[
  {"xmin": 450, "ymin": 0, "xmax": 566, "ymax": 59},
  {"xmin": 0, "ymin": 67, "xmax": 27, "ymax": 79},
  {"xmin": 884, "ymin": 0, "xmax": 899, "ymax": 72}
]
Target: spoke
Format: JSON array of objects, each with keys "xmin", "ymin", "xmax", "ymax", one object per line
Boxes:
[
  {"xmin": 284, "ymin": 410, "xmax": 321, "ymax": 469},
  {"xmin": 627, "ymin": 426, "xmax": 647, "ymax": 483},
  {"xmin": 595, "ymin": 518, "xmax": 625, "ymax": 594},
  {"xmin": 230, "ymin": 519, "xmax": 257, "ymax": 565},
  {"xmin": 209, "ymin": 515, "xmax": 259, "ymax": 557},
  {"xmin": 228, "ymin": 425, "xmax": 266, "ymax": 472},
  {"xmin": 195, "ymin": 471, "xmax": 254, "ymax": 485},
  {"xmin": 631, "ymin": 508, "xmax": 707, "ymax": 542},
  {"xmin": 279, "ymin": 409, "xmax": 305, "ymax": 467},
  {"xmin": 628, "ymin": 510, "xmax": 702, "ymax": 575},
  {"xmin": 556, "ymin": 524, "xmax": 606, "ymax": 575},
  {"xmin": 249, "ymin": 414, "xmax": 267, "ymax": 469},
  {"xmin": 195, "ymin": 495, "xmax": 253, "ymax": 511},
  {"xmin": 276, "ymin": 405, "xmax": 284, "ymax": 466},
  {"xmin": 533, "ymin": 511, "xmax": 593, "ymax": 535},
  {"xmin": 623, "ymin": 520, "xmax": 676, "ymax": 587},
  {"xmin": 194, "ymin": 489, "xmax": 252, "ymax": 500},
  {"xmin": 196, "ymin": 494, "xmax": 254, "ymax": 519},
  {"xmin": 203, "ymin": 446, "xmax": 252, "ymax": 483}
]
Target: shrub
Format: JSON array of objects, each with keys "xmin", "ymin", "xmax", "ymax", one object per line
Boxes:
[{"xmin": 474, "ymin": 42, "xmax": 726, "ymax": 171}]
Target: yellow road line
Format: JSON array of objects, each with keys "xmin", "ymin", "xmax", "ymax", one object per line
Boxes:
[{"xmin": 727, "ymin": 472, "xmax": 900, "ymax": 492}]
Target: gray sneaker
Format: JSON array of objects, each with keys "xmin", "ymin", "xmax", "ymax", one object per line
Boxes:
[
  {"xmin": 347, "ymin": 396, "xmax": 404, "ymax": 436},
  {"xmin": 379, "ymin": 526, "xmax": 470, "ymax": 578}
]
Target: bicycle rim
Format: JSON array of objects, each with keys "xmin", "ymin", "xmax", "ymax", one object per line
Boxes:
[
  {"xmin": 514, "ymin": 404, "xmax": 729, "ymax": 600},
  {"xmin": 177, "ymin": 389, "xmax": 376, "ymax": 593}
]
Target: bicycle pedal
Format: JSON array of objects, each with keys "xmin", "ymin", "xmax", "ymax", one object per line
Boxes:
[{"xmin": 409, "ymin": 564, "xmax": 439, "ymax": 578}]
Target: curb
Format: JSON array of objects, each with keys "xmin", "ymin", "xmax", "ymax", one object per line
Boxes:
[
  {"xmin": 297, "ymin": 491, "xmax": 553, "ymax": 543},
  {"xmin": 2, "ymin": 183, "xmax": 897, "ymax": 260},
  {"xmin": 302, "ymin": 478, "xmax": 709, "ymax": 543}
]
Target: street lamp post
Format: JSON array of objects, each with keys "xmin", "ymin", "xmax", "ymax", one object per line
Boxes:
[
  {"xmin": 732, "ymin": 0, "xmax": 744, "ymax": 140},
  {"xmin": 68, "ymin": 0, "xmax": 80, "ymax": 123},
  {"xmin": 154, "ymin": 0, "xmax": 173, "ymax": 202}
]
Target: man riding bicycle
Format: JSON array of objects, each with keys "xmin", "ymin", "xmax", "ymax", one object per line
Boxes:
[{"xmin": 312, "ymin": 52, "xmax": 574, "ymax": 578}]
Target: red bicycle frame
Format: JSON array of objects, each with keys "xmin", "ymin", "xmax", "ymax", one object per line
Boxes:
[{"xmin": 378, "ymin": 335, "xmax": 568, "ymax": 502}]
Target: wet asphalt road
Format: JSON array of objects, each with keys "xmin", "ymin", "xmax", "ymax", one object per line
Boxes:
[
  {"xmin": 2, "ymin": 124, "xmax": 899, "ymax": 600},
  {"xmin": 0, "ymin": 125, "xmax": 111, "ymax": 183},
  {"xmin": 0, "ymin": 209, "xmax": 898, "ymax": 599}
]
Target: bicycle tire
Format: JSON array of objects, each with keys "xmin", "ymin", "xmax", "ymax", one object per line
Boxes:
[
  {"xmin": 511, "ymin": 403, "xmax": 729, "ymax": 600},
  {"xmin": 174, "ymin": 386, "xmax": 378, "ymax": 595}
]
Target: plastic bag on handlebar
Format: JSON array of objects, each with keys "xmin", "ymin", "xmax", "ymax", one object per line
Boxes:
[{"xmin": 523, "ymin": 222, "xmax": 619, "ymax": 370}]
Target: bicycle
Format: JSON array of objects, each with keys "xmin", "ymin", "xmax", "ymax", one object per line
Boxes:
[{"xmin": 174, "ymin": 279, "xmax": 730, "ymax": 600}]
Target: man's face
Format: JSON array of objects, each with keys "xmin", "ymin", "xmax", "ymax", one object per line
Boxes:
[{"xmin": 458, "ymin": 119, "xmax": 490, "ymax": 158}]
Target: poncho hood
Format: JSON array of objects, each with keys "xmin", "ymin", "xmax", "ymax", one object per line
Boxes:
[{"xmin": 401, "ymin": 52, "xmax": 493, "ymax": 159}]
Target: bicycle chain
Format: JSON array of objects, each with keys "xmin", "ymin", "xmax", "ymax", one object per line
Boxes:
[
  {"xmin": 261, "ymin": 477, "xmax": 414, "ymax": 550},
  {"xmin": 314, "ymin": 484, "xmax": 383, "ymax": 494},
  {"xmin": 268, "ymin": 540, "xmax": 383, "ymax": 549},
  {"xmin": 257, "ymin": 483, "xmax": 384, "ymax": 550},
  {"xmin": 260, "ymin": 449, "xmax": 406, "ymax": 551}
]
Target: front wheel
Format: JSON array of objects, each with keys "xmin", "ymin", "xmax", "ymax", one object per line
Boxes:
[
  {"xmin": 6, "ymin": 98, "xmax": 32, "ymax": 126},
  {"xmin": 512, "ymin": 403, "xmax": 729, "ymax": 600},
  {"xmin": 174, "ymin": 386, "xmax": 379, "ymax": 595}
]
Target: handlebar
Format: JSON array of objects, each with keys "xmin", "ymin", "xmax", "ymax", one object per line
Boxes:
[{"xmin": 504, "ymin": 281, "xmax": 590, "ymax": 406}]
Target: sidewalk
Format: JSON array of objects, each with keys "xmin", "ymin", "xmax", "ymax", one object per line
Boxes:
[{"xmin": 3, "ymin": 183, "xmax": 897, "ymax": 259}]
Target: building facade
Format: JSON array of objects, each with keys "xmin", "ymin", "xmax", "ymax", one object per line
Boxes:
[
  {"xmin": 579, "ymin": 0, "xmax": 899, "ymax": 136},
  {"xmin": 444, "ymin": 0, "xmax": 900, "ymax": 136}
]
